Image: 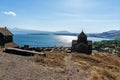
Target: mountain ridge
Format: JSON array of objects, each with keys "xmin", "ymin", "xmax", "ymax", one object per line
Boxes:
[
  {"xmin": 88, "ymin": 30, "xmax": 120, "ymax": 39},
  {"xmin": 10, "ymin": 28, "xmax": 120, "ymax": 39}
]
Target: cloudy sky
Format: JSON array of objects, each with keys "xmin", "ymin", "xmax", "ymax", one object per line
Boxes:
[{"xmin": 0, "ymin": 0, "xmax": 120, "ymax": 33}]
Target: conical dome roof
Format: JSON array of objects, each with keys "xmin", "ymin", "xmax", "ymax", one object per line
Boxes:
[
  {"xmin": 78, "ymin": 31, "xmax": 87, "ymax": 38},
  {"xmin": 77, "ymin": 31, "xmax": 87, "ymax": 44}
]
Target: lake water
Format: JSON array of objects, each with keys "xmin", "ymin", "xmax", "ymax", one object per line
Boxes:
[{"xmin": 13, "ymin": 34, "xmax": 111, "ymax": 47}]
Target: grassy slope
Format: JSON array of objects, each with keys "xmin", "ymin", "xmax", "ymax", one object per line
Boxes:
[
  {"xmin": 34, "ymin": 52, "xmax": 120, "ymax": 80},
  {"xmin": 0, "ymin": 51, "xmax": 120, "ymax": 80}
]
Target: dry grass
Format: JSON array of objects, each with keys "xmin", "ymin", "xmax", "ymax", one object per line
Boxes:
[
  {"xmin": 91, "ymin": 67, "xmax": 117, "ymax": 80},
  {"xmin": 34, "ymin": 52, "xmax": 120, "ymax": 80},
  {"xmin": 0, "ymin": 51, "xmax": 120, "ymax": 80},
  {"xmin": 0, "ymin": 48, "xmax": 4, "ymax": 51},
  {"xmin": 71, "ymin": 53, "xmax": 120, "ymax": 80},
  {"xmin": 72, "ymin": 53, "xmax": 101, "ymax": 66},
  {"xmin": 34, "ymin": 52, "xmax": 67, "ymax": 68}
]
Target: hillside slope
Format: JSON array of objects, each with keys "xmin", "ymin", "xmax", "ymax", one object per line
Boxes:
[
  {"xmin": 0, "ymin": 51, "xmax": 120, "ymax": 80},
  {"xmin": 88, "ymin": 30, "xmax": 120, "ymax": 39}
]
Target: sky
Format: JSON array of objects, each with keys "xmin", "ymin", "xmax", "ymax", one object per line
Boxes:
[{"xmin": 0, "ymin": 0, "xmax": 120, "ymax": 33}]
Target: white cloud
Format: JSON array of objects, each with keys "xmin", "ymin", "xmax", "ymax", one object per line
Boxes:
[{"xmin": 3, "ymin": 11, "xmax": 16, "ymax": 16}]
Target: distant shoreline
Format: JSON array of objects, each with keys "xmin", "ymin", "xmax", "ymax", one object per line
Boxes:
[
  {"xmin": 29, "ymin": 33, "xmax": 78, "ymax": 36},
  {"xmin": 28, "ymin": 33, "xmax": 115, "ymax": 39},
  {"xmin": 29, "ymin": 33, "xmax": 49, "ymax": 35}
]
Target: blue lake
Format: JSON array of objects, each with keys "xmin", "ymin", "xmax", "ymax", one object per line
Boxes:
[{"xmin": 13, "ymin": 34, "xmax": 111, "ymax": 47}]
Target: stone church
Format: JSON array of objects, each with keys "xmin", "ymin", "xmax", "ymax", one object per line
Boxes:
[{"xmin": 72, "ymin": 31, "xmax": 92, "ymax": 54}]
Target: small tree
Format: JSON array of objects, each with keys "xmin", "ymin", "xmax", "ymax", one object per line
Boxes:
[{"xmin": 116, "ymin": 46, "xmax": 120, "ymax": 56}]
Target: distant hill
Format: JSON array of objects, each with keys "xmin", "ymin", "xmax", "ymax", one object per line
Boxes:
[
  {"xmin": 55, "ymin": 31, "xmax": 70, "ymax": 33},
  {"xmin": 10, "ymin": 28, "xmax": 78, "ymax": 36},
  {"xmin": 53, "ymin": 31, "xmax": 78, "ymax": 36},
  {"xmin": 88, "ymin": 30, "xmax": 120, "ymax": 39},
  {"xmin": 10, "ymin": 28, "xmax": 120, "ymax": 39},
  {"xmin": 10, "ymin": 28, "xmax": 52, "ymax": 34}
]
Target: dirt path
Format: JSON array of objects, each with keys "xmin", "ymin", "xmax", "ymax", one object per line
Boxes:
[
  {"xmin": 65, "ymin": 54, "xmax": 92, "ymax": 80},
  {"xmin": 0, "ymin": 52, "xmax": 66, "ymax": 80},
  {"xmin": 65, "ymin": 54, "xmax": 74, "ymax": 71},
  {"xmin": 1, "ymin": 51, "xmax": 119, "ymax": 80}
]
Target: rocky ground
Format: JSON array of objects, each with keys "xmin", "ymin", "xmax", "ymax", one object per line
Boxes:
[{"xmin": 0, "ymin": 51, "xmax": 120, "ymax": 80}]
